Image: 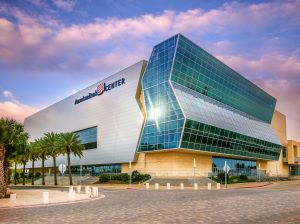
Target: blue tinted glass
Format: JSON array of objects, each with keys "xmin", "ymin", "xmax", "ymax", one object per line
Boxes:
[
  {"xmin": 138, "ymin": 35, "xmax": 185, "ymax": 152},
  {"xmin": 171, "ymin": 34, "xmax": 276, "ymax": 123},
  {"xmin": 75, "ymin": 127, "xmax": 97, "ymax": 149}
]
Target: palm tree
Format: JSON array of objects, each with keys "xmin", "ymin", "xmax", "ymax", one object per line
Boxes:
[
  {"xmin": 0, "ymin": 118, "xmax": 28, "ymax": 198},
  {"xmin": 58, "ymin": 133, "xmax": 84, "ymax": 185},
  {"xmin": 44, "ymin": 132, "xmax": 61, "ymax": 186},
  {"xmin": 19, "ymin": 143, "xmax": 30, "ymax": 186},
  {"xmin": 35, "ymin": 138, "xmax": 48, "ymax": 185},
  {"xmin": 28, "ymin": 142, "xmax": 39, "ymax": 185}
]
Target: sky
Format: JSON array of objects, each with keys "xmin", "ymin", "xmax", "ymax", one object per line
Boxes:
[{"xmin": 0, "ymin": 0, "xmax": 299, "ymax": 140}]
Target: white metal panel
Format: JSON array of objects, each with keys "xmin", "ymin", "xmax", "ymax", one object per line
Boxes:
[
  {"xmin": 173, "ymin": 83, "xmax": 281, "ymax": 145},
  {"xmin": 24, "ymin": 61, "xmax": 146, "ymax": 168}
]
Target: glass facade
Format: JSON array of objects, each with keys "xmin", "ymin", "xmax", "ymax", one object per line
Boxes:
[
  {"xmin": 289, "ymin": 166, "xmax": 300, "ymax": 176},
  {"xmin": 138, "ymin": 34, "xmax": 281, "ymax": 161},
  {"xmin": 139, "ymin": 35, "xmax": 185, "ymax": 151},
  {"xmin": 212, "ymin": 157, "xmax": 256, "ymax": 176},
  {"xmin": 181, "ymin": 119, "xmax": 280, "ymax": 160},
  {"xmin": 75, "ymin": 126, "xmax": 97, "ymax": 150},
  {"xmin": 171, "ymin": 35, "xmax": 276, "ymax": 123},
  {"xmin": 71, "ymin": 164, "xmax": 121, "ymax": 176}
]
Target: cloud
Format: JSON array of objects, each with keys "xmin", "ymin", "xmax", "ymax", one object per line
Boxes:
[
  {"xmin": 0, "ymin": 91, "xmax": 39, "ymax": 123},
  {"xmin": 3, "ymin": 90, "xmax": 13, "ymax": 98},
  {"xmin": 52, "ymin": 0, "xmax": 76, "ymax": 12},
  {"xmin": 1, "ymin": 0, "xmax": 300, "ymax": 72}
]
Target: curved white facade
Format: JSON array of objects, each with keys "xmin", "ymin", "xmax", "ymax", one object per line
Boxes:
[{"xmin": 24, "ymin": 60, "xmax": 147, "ymax": 167}]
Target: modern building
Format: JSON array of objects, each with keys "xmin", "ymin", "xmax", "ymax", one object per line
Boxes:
[{"xmin": 24, "ymin": 34, "xmax": 298, "ymax": 177}]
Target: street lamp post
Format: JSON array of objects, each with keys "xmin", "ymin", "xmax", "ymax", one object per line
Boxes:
[
  {"xmin": 193, "ymin": 158, "xmax": 196, "ymax": 185},
  {"xmin": 129, "ymin": 161, "xmax": 132, "ymax": 185},
  {"xmin": 258, "ymin": 163, "xmax": 261, "ymax": 182}
]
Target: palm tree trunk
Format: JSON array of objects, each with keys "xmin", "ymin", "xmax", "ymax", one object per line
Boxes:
[
  {"xmin": 0, "ymin": 145, "xmax": 7, "ymax": 198},
  {"xmin": 22, "ymin": 162, "xmax": 26, "ymax": 185},
  {"xmin": 42, "ymin": 156, "xmax": 45, "ymax": 185},
  {"xmin": 14, "ymin": 162, "xmax": 17, "ymax": 185},
  {"xmin": 67, "ymin": 151, "xmax": 72, "ymax": 185},
  {"xmin": 31, "ymin": 160, "xmax": 35, "ymax": 185},
  {"xmin": 53, "ymin": 156, "xmax": 57, "ymax": 185}
]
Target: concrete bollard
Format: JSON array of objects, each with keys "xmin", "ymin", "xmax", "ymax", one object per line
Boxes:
[
  {"xmin": 167, "ymin": 183, "xmax": 170, "ymax": 190},
  {"xmin": 217, "ymin": 183, "xmax": 220, "ymax": 190},
  {"xmin": 194, "ymin": 183, "xmax": 198, "ymax": 190},
  {"xmin": 207, "ymin": 183, "xmax": 212, "ymax": 190},
  {"xmin": 92, "ymin": 187, "xmax": 99, "ymax": 197},
  {"xmin": 68, "ymin": 190, "xmax": 76, "ymax": 201},
  {"xmin": 180, "ymin": 183, "xmax": 184, "ymax": 190},
  {"xmin": 145, "ymin": 183, "xmax": 150, "ymax": 189},
  {"xmin": 43, "ymin": 192, "xmax": 49, "ymax": 204},
  {"xmin": 85, "ymin": 186, "xmax": 91, "ymax": 196},
  {"xmin": 10, "ymin": 193, "xmax": 17, "ymax": 202},
  {"xmin": 155, "ymin": 183, "xmax": 159, "ymax": 190},
  {"xmin": 77, "ymin": 185, "xmax": 81, "ymax": 193},
  {"xmin": 69, "ymin": 186, "xmax": 74, "ymax": 193}
]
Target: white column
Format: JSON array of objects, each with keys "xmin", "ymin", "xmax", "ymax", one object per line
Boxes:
[
  {"xmin": 155, "ymin": 183, "xmax": 159, "ymax": 190},
  {"xmin": 43, "ymin": 192, "xmax": 49, "ymax": 204},
  {"xmin": 10, "ymin": 193, "xmax": 17, "ymax": 202},
  {"xmin": 207, "ymin": 183, "xmax": 211, "ymax": 190},
  {"xmin": 92, "ymin": 187, "xmax": 99, "ymax": 197},
  {"xmin": 77, "ymin": 185, "xmax": 81, "ymax": 193},
  {"xmin": 167, "ymin": 183, "xmax": 170, "ymax": 190},
  {"xmin": 68, "ymin": 190, "xmax": 75, "ymax": 201},
  {"xmin": 180, "ymin": 183, "xmax": 184, "ymax": 190},
  {"xmin": 194, "ymin": 183, "xmax": 198, "ymax": 190},
  {"xmin": 145, "ymin": 183, "xmax": 150, "ymax": 189}
]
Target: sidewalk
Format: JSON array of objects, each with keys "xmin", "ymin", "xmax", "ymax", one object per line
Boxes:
[{"xmin": 0, "ymin": 189, "xmax": 99, "ymax": 209}]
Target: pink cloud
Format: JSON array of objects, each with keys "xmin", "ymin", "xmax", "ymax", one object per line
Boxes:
[
  {"xmin": 0, "ymin": 91, "xmax": 39, "ymax": 123},
  {"xmin": 1, "ymin": 0, "xmax": 300, "ymax": 69}
]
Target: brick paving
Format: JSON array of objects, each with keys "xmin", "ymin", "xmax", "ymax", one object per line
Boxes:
[{"xmin": 1, "ymin": 183, "xmax": 300, "ymax": 224}]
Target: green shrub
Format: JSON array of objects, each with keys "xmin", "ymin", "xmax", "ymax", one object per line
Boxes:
[
  {"xmin": 217, "ymin": 172, "xmax": 227, "ymax": 182},
  {"xmin": 20, "ymin": 172, "xmax": 26, "ymax": 178},
  {"xmin": 14, "ymin": 172, "xmax": 20, "ymax": 180},
  {"xmin": 141, "ymin": 174, "xmax": 151, "ymax": 182},
  {"xmin": 119, "ymin": 173, "xmax": 130, "ymax": 182},
  {"xmin": 239, "ymin": 175, "xmax": 248, "ymax": 180},
  {"xmin": 99, "ymin": 174, "xmax": 110, "ymax": 183},
  {"xmin": 35, "ymin": 172, "xmax": 41, "ymax": 178},
  {"xmin": 131, "ymin": 170, "xmax": 141, "ymax": 182},
  {"xmin": 28, "ymin": 172, "xmax": 33, "ymax": 179}
]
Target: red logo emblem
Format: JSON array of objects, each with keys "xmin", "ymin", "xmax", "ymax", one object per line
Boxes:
[{"xmin": 97, "ymin": 83, "xmax": 105, "ymax": 95}]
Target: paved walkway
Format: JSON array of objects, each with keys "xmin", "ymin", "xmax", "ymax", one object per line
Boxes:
[{"xmin": 0, "ymin": 188, "xmax": 99, "ymax": 208}]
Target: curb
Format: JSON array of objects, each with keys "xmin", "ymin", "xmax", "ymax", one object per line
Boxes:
[
  {"xmin": 232, "ymin": 182, "xmax": 273, "ymax": 189},
  {"xmin": 0, "ymin": 195, "xmax": 105, "ymax": 210}
]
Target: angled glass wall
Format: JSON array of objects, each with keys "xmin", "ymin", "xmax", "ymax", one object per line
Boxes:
[
  {"xmin": 138, "ymin": 36, "xmax": 185, "ymax": 151},
  {"xmin": 171, "ymin": 34, "xmax": 276, "ymax": 123}
]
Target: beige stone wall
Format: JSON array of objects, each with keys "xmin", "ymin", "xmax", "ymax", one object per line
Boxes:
[
  {"xmin": 258, "ymin": 149, "xmax": 289, "ymax": 176},
  {"xmin": 122, "ymin": 150, "xmax": 212, "ymax": 177},
  {"xmin": 262, "ymin": 110, "xmax": 289, "ymax": 176},
  {"xmin": 271, "ymin": 110, "xmax": 287, "ymax": 145},
  {"xmin": 287, "ymin": 140, "xmax": 300, "ymax": 165}
]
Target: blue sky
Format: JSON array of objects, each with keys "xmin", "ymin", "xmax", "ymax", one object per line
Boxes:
[{"xmin": 0, "ymin": 0, "xmax": 300, "ymax": 140}]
